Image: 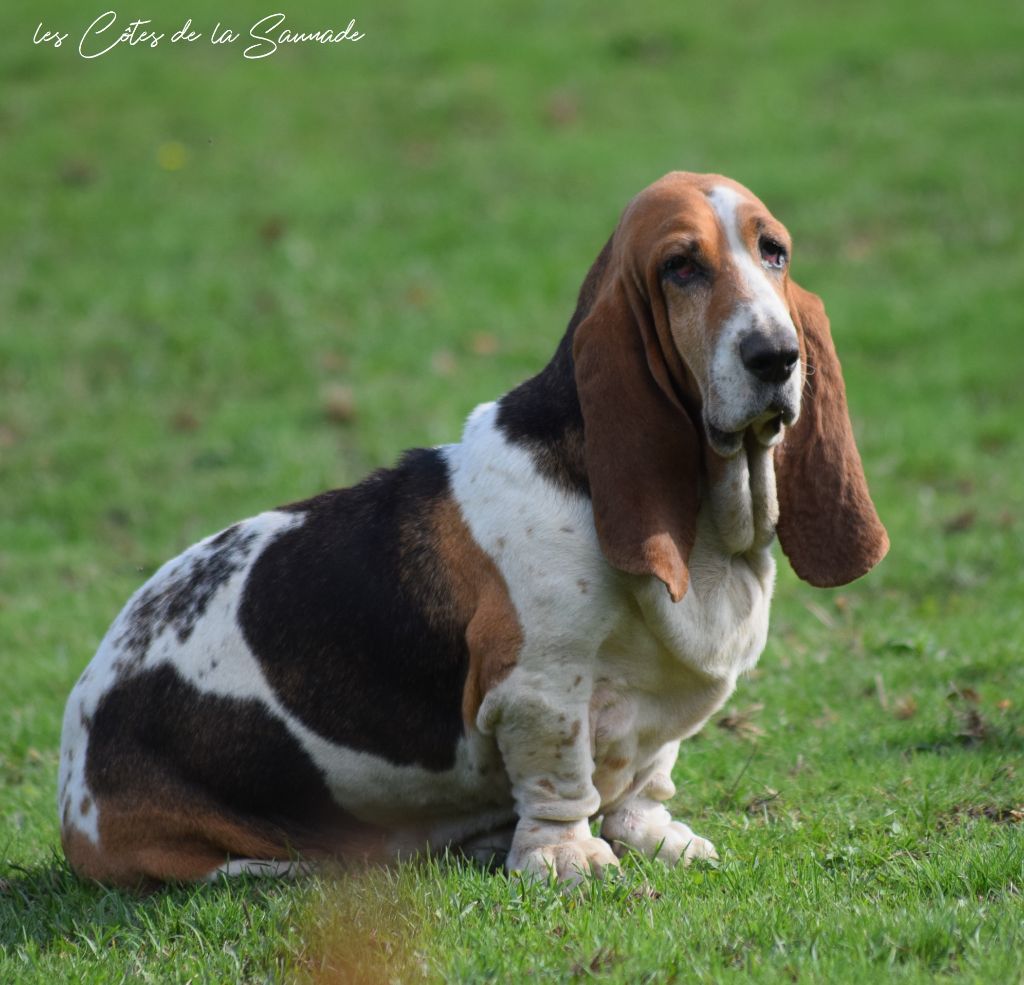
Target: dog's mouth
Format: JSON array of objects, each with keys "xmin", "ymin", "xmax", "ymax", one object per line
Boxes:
[{"xmin": 705, "ymin": 408, "xmax": 795, "ymax": 457}]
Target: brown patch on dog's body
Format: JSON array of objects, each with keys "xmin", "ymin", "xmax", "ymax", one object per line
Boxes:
[
  {"xmin": 62, "ymin": 803, "xmax": 300, "ymax": 891},
  {"xmin": 62, "ymin": 795, "xmax": 391, "ymax": 892},
  {"xmin": 424, "ymin": 497, "xmax": 524, "ymax": 728}
]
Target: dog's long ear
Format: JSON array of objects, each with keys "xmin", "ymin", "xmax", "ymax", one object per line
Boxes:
[
  {"xmin": 775, "ymin": 282, "xmax": 889, "ymax": 586},
  {"xmin": 573, "ymin": 249, "xmax": 700, "ymax": 603}
]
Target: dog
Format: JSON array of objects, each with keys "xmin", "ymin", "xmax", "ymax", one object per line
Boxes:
[{"xmin": 58, "ymin": 172, "xmax": 888, "ymax": 889}]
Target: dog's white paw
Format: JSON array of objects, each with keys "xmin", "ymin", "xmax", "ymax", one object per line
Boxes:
[
  {"xmin": 605, "ymin": 816, "xmax": 717, "ymax": 867},
  {"xmin": 507, "ymin": 828, "xmax": 619, "ymax": 886},
  {"xmin": 653, "ymin": 821, "xmax": 718, "ymax": 865}
]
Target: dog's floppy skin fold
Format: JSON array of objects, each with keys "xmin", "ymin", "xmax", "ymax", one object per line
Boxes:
[{"xmin": 59, "ymin": 172, "xmax": 887, "ymax": 889}]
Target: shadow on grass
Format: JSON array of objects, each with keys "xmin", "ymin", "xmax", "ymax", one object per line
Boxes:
[
  {"xmin": 0, "ymin": 852, "xmax": 290, "ymax": 955},
  {"xmin": 1, "ymin": 850, "xmax": 473, "ymax": 982}
]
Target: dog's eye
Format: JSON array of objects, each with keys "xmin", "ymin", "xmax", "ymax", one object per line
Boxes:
[
  {"xmin": 663, "ymin": 255, "xmax": 702, "ymax": 285},
  {"xmin": 759, "ymin": 238, "xmax": 787, "ymax": 270}
]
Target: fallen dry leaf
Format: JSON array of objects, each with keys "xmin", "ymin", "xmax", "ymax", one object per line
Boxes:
[
  {"xmin": 470, "ymin": 332, "xmax": 500, "ymax": 357},
  {"xmin": 955, "ymin": 707, "xmax": 989, "ymax": 745},
  {"xmin": 321, "ymin": 384, "xmax": 357, "ymax": 424},
  {"xmin": 571, "ymin": 947, "xmax": 619, "ymax": 977},
  {"xmin": 943, "ymin": 510, "xmax": 976, "ymax": 534},
  {"xmin": 170, "ymin": 409, "xmax": 200, "ymax": 433},
  {"xmin": 259, "ymin": 216, "xmax": 286, "ymax": 244},
  {"xmin": 746, "ymin": 787, "xmax": 781, "ymax": 815},
  {"xmin": 948, "ymin": 685, "xmax": 980, "ymax": 704},
  {"xmin": 938, "ymin": 804, "xmax": 1024, "ymax": 829},
  {"xmin": 626, "ymin": 885, "xmax": 663, "ymax": 904},
  {"xmin": 717, "ymin": 703, "xmax": 766, "ymax": 739}
]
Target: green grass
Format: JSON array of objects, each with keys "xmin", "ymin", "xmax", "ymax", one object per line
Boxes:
[{"xmin": 2, "ymin": 0, "xmax": 1023, "ymax": 980}]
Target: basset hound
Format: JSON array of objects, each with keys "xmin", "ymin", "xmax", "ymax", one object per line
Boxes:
[{"xmin": 59, "ymin": 172, "xmax": 888, "ymax": 889}]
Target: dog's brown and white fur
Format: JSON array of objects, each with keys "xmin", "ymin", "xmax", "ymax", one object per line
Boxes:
[{"xmin": 59, "ymin": 172, "xmax": 888, "ymax": 889}]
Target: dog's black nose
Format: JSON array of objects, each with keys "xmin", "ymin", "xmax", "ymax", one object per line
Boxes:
[{"xmin": 740, "ymin": 332, "xmax": 799, "ymax": 384}]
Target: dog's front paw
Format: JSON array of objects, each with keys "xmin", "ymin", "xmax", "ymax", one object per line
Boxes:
[
  {"xmin": 507, "ymin": 822, "xmax": 619, "ymax": 886},
  {"xmin": 604, "ymin": 813, "xmax": 717, "ymax": 867},
  {"xmin": 645, "ymin": 820, "xmax": 717, "ymax": 865}
]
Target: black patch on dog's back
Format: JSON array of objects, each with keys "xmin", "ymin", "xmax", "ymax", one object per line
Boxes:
[
  {"xmin": 116, "ymin": 524, "xmax": 258, "ymax": 662},
  {"xmin": 497, "ymin": 332, "xmax": 589, "ymax": 496},
  {"xmin": 238, "ymin": 448, "xmax": 470, "ymax": 771}
]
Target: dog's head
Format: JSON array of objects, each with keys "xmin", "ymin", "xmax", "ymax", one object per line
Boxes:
[{"xmin": 572, "ymin": 171, "xmax": 888, "ymax": 601}]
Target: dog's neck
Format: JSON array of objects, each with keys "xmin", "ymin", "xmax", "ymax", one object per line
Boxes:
[
  {"xmin": 703, "ymin": 437, "xmax": 779, "ymax": 557},
  {"xmin": 494, "ymin": 337, "xmax": 779, "ymax": 558},
  {"xmin": 494, "ymin": 333, "xmax": 591, "ymax": 496}
]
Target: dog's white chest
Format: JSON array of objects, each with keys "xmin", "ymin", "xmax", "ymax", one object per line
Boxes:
[{"xmin": 587, "ymin": 532, "xmax": 775, "ymax": 807}]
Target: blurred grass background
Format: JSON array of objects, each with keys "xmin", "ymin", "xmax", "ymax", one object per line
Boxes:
[{"xmin": 1, "ymin": 0, "xmax": 1022, "ymax": 981}]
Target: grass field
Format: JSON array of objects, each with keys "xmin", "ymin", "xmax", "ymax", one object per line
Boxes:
[{"xmin": 2, "ymin": 0, "xmax": 1023, "ymax": 981}]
